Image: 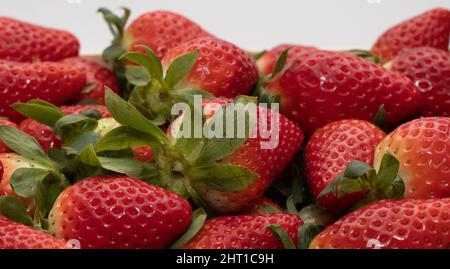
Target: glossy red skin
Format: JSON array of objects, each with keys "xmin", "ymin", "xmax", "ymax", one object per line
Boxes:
[
  {"xmin": 390, "ymin": 47, "xmax": 450, "ymax": 117},
  {"xmin": 0, "ymin": 17, "xmax": 79, "ymax": 62},
  {"xmin": 132, "ymin": 145, "xmax": 154, "ymax": 163},
  {"xmin": 48, "ymin": 175, "xmax": 192, "ymax": 249},
  {"xmin": 59, "ymin": 104, "xmax": 111, "ymax": 118},
  {"xmin": 310, "ymin": 199, "xmax": 450, "ymax": 249},
  {"xmin": 61, "ymin": 57, "xmax": 120, "ymax": 104},
  {"xmin": 257, "ymin": 44, "xmax": 316, "ymax": 75},
  {"xmin": 125, "ymin": 11, "xmax": 210, "ymax": 59},
  {"xmin": 0, "ymin": 120, "xmax": 17, "ymax": 153},
  {"xmin": 162, "ymin": 37, "xmax": 259, "ymax": 98},
  {"xmin": 0, "ymin": 60, "xmax": 86, "ymax": 123},
  {"xmin": 372, "ymin": 8, "xmax": 450, "ymax": 62},
  {"xmin": 374, "ymin": 117, "xmax": 450, "ymax": 199},
  {"xmin": 242, "ymin": 197, "xmax": 282, "ymax": 215},
  {"xmin": 184, "ymin": 213, "xmax": 302, "ymax": 249},
  {"xmin": 187, "ymin": 99, "xmax": 304, "ymax": 213},
  {"xmin": 19, "ymin": 119, "xmax": 61, "ymax": 152},
  {"xmin": 265, "ymin": 49, "xmax": 420, "ymax": 136},
  {"xmin": 0, "ymin": 215, "xmax": 68, "ymax": 249},
  {"xmin": 304, "ymin": 120, "xmax": 386, "ymax": 215}
]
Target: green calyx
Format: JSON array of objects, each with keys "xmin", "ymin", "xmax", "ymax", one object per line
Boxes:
[
  {"xmin": 122, "ymin": 46, "xmax": 211, "ymax": 125},
  {"xmin": 346, "ymin": 49, "xmax": 381, "ymax": 65},
  {"xmin": 319, "ymin": 153, "xmax": 405, "ymax": 210}
]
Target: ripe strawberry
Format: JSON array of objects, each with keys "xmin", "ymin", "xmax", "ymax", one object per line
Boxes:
[
  {"xmin": 0, "ymin": 215, "xmax": 68, "ymax": 249},
  {"xmin": 132, "ymin": 145, "xmax": 154, "ymax": 163},
  {"xmin": 242, "ymin": 197, "xmax": 283, "ymax": 215},
  {"xmin": 48, "ymin": 175, "xmax": 192, "ymax": 249},
  {"xmin": 0, "ymin": 153, "xmax": 43, "ymax": 214},
  {"xmin": 184, "ymin": 213, "xmax": 302, "ymax": 249},
  {"xmin": 390, "ymin": 47, "xmax": 450, "ymax": 117},
  {"xmin": 59, "ymin": 104, "xmax": 111, "ymax": 118},
  {"xmin": 0, "ymin": 120, "xmax": 17, "ymax": 153},
  {"xmin": 310, "ymin": 199, "xmax": 450, "ymax": 249},
  {"xmin": 374, "ymin": 117, "xmax": 450, "ymax": 199},
  {"xmin": 262, "ymin": 49, "xmax": 420, "ymax": 136},
  {"xmin": 372, "ymin": 8, "xmax": 450, "ymax": 63},
  {"xmin": 123, "ymin": 10, "xmax": 210, "ymax": 59},
  {"xmin": 0, "ymin": 17, "xmax": 79, "ymax": 62},
  {"xmin": 162, "ymin": 37, "xmax": 259, "ymax": 98},
  {"xmin": 18, "ymin": 119, "xmax": 61, "ymax": 152},
  {"xmin": 167, "ymin": 98, "xmax": 304, "ymax": 213},
  {"xmin": 304, "ymin": 119, "xmax": 386, "ymax": 215},
  {"xmin": 61, "ymin": 57, "xmax": 120, "ymax": 104},
  {"xmin": 0, "ymin": 60, "xmax": 86, "ymax": 122},
  {"xmin": 257, "ymin": 44, "xmax": 316, "ymax": 75}
]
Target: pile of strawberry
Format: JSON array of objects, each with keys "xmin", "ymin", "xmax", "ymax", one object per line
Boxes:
[{"xmin": 0, "ymin": 7, "xmax": 449, "ymax": 249}]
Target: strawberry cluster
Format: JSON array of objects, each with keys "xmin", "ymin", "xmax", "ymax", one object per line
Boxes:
[{"xmin": 0, "ymin": 7, "xmax": 449, "ymax": 249}]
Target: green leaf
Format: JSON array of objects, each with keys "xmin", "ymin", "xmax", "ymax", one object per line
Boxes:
[
  {"xmin": 35, "ymin": 174, "xmax": 65, "ymax": 218},
  {"xmin": 171, "ymin": 88, "xmax": 214, "ymax": 104},
  {"xmin": 271, "ymin": 48, "xmax": 289, "ymax": 78},
  {"xmin": 103, "ymin": 45, "xmax": 126, "ymax": 64},
  {"xmin": 105, "ymin": 89, "xmax": 168, "ymax": 143},
  {"xmin": 47, "ymin": 148, "xmax": 68, "ymax": 170},
  {"xmin": 125, "ymin": 65, "xmax": 151, "ymax": 86},
  {"xmin": 80, "ymin": 109, "xmax": 103, "ymax": 120},
  {"xmin": 170, "ymin": 208, "xmax": 207, "ymax": 249},
  {"xmin": 95, "ymin": 126, "xmax": 159, "ymax": 153},
  {"xmin": 372, "ymin": 105, "xmax": 387, "ymax": 129},
  {"xmin": 54, "ymin": 114, "xmax": 98, "ymax": 131},
  {"xmin": 0, "ymin": 196, "xmax": 33, "ymax": 226},
  {"xmin": 64, "ymin": 131, "xmax": 102, "ymax": 154},
  {"xmin": 97, "ymin": 156, "xmax": 157, "ymax": 179},
  {"xmin": 262, "ymin": 204, "xmax": 282, "ymax": 214},
  {"xmin": 374, "ymin": 153, "xmax": 400, "ymax": 192},
  {"xmin": 136, "ymin": 45, "xmax": 164, "ymax": 81},
  {"xmin": 252, "ymin": 50, "xmax": 267, "ymax": 61},
  {"xmin": 268, "ymin": 224, "xmax": 296, "ymax": 249},
  {"xmin": 79, "ymin": 144, "xmax": 102, "ymax": 167},
  {"xmin": 347, "ymin": 49, "xmax": 381, "ymax": 65},
  {"xmin": 10, "ymin": 168, "xmax": 50, "ymax": 198},
  {"xmin": 190, "ymin": 164, "xmax": 257, "ymax": 192},
  {"xmin": 12, "ymin": 102, "xmax": 65, "ymax": 127},
  {"xmin": 297, "ymin": 223, "xmax": 324, "ymax": 249},
  {"xmin": 286, "ymin": 195, "xmax": 299, "ymax": 215},
  {"xmin": 343, "ymin": 160, "xmax": 373, "ymax": 178},
  {"xmin": 164, "ymin": 50, "xmax": 199, "ymax": 88},
  {"xmin": 0, "ymin": 126, "xmax": 53, "ymax": 168}
]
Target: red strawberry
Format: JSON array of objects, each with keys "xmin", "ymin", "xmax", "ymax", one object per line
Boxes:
[
  {"xmin": 304, "ymin": 119, "xmax": 386, "ymax": 215},
  {"xmin": 0, "ymin": 153, "xmax": 43, "ymax": 214},
  {"xmin": 132, "ymin": 145, "xmax": 154, "ymax": 163},
  {"xmin": 184, "ymin": 213, "xmax": 302, "ymax": 249},
  {"xmin": 390, "ymin": 47, "xmax": 450, "ymax": 117},
  {"xmin": 59, "ymin": 104, "xmax": 111, "ymax": 118},
  {"xmin": 263, "ymin": 49, "xmax": 420, "ymax": 136},
  {"xmin": 242, "ymin": 197, "xmax": 283, "ymax": 215},
  {"xmin": 18, "ymin": 119, "xmax": 61, "ymax": 152},
  {"xmin": 0, "ymin": 120, "xmax": 17, "ymax": 153},
  {"xmin": 162, "ymin": 37, "xmax": 259, "ymax": 98},
  {"xmin": 0, "ymin": 17, "xmax": 79, "ymax": 62},
  {"xmin": 61, "ymin": 57, "xmax": 120, "ymax": 104},
  {"xmin": 374, "ymin": 117, "xmax": 450, "ymax": 199},
  {"xmin": 48, "ymin": 175, "xmax": 192, "ymax": 249},
  {"xmin": 0, "ymin": 60, "xmax": 86, "ymax": 122},
  {"xmin": 0, "ymin": 215, "xmax": 68, "ymax": 249},
  {"xmin": 124, "ymin": 11, "xmax": 210, "ymax": 59},
  {"xmin": 372, "ymin": 8, "xmax": 450, "ymax": 63},
  {"xmin": 310, "ymin": 199, "xmax": 450, "ymax": 249},
  {"xmin": 257, "ymin": 44, "xmax": 316, "ymax": 75},
  {"xmin": 166, "ymin": 98, "xmax": 304, "ymax": 213}
]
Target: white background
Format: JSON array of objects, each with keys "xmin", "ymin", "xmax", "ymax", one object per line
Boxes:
[{"xmin": 2, "ymin": 0, "xmax": 449, "ymax": 53}]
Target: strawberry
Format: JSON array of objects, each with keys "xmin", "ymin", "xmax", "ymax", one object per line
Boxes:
[
  {"xmin": 310, "ymin": 199, "xmax": 450, "ymax": 249},
  {"xmin": 18, "ymin": 119, "xmax": 61, "ymax": 152},
  {"xmin": 132, "ymin": 145, "xmax": 154, "ymax": 163},
  {"xmin": 374, "ymin": 117, "xmax": 450, "ymax": 199},
  {"xmin": 183, "ymin": 213, "xmax": 302, "ymax": 249},
  {"xmin": 304, "ymin": 119, "xmax": 386, "ymax": 215},
  {"xmin": 371, "ymin": 8, "xmax": 450, "ymax": 63},
  {"xmin": 61, "ymin": 57, "xmax": 120, "ymax": 104},
  {"xmin": 390, "ymin": 47, "xmax": 450, "ymax": 117},
  {"xmin": 0, "ymin": 120, "xmax": 17, "ymax": 153},
  {"xmin": 59, "ymin": 104, "xmax": 111, "ymax": 118},
  {"xmin": 257, "ymin": 44, "xmax": 316, "ymax": 75},
  {"xmin": 0, "ymin": 215, "xmax": 68, "ymax": 249},
  {"xmin": 0, "ymin": 60, "xmax": 86, "ymax": 122},
  {"xmin": 48, "ymin": 175, "xmax": 192, "ymax": 249},
  {"xmin": 0, "ymin": 17, "xmax": 79, "ymax": 62},
  {"xmin": 242, "ymin": 197, "xmax": 283, "ymax": 215},
  {"xmin": 162, "ymin": 37, "xmax": 259, "ymax": 98},
  {"xmin": 121, "ymin": 37, "xmax": 258, "ymax": 124},
  {"xmin": 262, "ymin": 49, "xmax": 420, "ymax": 136}
]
